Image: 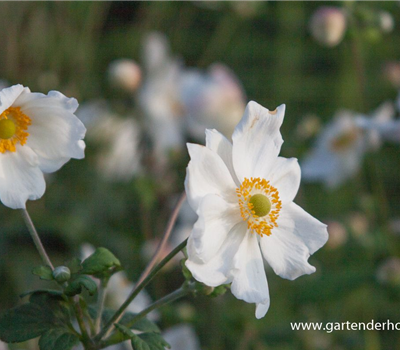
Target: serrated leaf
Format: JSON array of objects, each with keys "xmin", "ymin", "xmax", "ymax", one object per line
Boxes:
[
  {"xmin": 29, "ymin": 292, "xmax": 71, "ymax": 325},
  {"xmin": 65, "ymin": 258, "xmax": 82, "ymax": 274},
  {"xmin": 64, "ymin": 276, "xmax": 97, "ymax": 296},
  {"xmin": 32, "ymin": 265, "xmax": 54, "ymax": 281},
  {"xmin": 39, "ymin": 328, "xmax": 80, "ymax": 350},
  {"xmin": 81, "ymin": 247, "xmax": 121, "ymax": 277},
  {"xmin": 0, "ymin": 303, "xmax": 53, "ymax": 342}
]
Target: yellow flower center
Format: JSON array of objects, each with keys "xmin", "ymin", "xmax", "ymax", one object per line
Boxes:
[
  {"xmin": 0, "ymin": 107, "xmax": 31, "ymax": 153},
  {"xmin": 236, "ymin": 177, "xmax": 282, "ymax": 237}
]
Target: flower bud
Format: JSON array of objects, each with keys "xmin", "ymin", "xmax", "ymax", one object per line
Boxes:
[
  {"xmin": 310, "ymin": 7, "xmax": 347, "ymax": 47},
  {"xmin": 108, "ymin": 59, "xmax": 142, "ymax": 93},
  {"xmin": 53, "ymin": 266, "xmax": 71, "ymax": 283}
]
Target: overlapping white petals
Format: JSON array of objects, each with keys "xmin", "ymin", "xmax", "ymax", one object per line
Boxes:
[
  {"xmin": 0, "ymin": 84, "xmax": 86, "ymax": 209},
  {"xmin": 185, "ymin": 143, "xmax": 237, "ymax": 212},
  {"xmin": 185, "ymin": 100, "xmax": 328, "ymax": 318},
  {"xmin": 189, "ymin": 193, "xmax": 241, "ymax": 263},
  {"xmin": 186, "ymin": 222, "xmax": 246, "ymax": 287}
]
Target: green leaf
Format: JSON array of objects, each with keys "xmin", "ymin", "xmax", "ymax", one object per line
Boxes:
[
  {"xmin": 138, "ymin": 333, "xmax": 171, "ymax": 350},
  {"xmin": 39, "ymin": 328, "xmax": 80, "ymax": 350},
  {"xmin": 0, "ymin": 303, "xmax": 53, "ymax": 342},
  {"xmin": 32, "ymin": 265, "xmax": 54, "ymax": 281},
  {"xmin": 64, "ymin": 276, "xmax": 97, "ymax": 296},
  {"xmin": 81, "ymin": 247, "xmax": 121, "ymax": 277},
  {"xmin": 114, "ymin": 325, "xmax": 170, "ymax": 350}
]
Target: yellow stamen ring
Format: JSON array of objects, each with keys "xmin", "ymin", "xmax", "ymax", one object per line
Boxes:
[
  {"xmin": 236, "ymin": 177, "xmax": 282, "ymax": 237},
  {"xmin": 0, "ymin": 107, "xmax": 31, "ymax": 153}
]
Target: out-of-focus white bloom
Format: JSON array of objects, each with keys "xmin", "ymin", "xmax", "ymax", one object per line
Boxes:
[
  {"xmin": 310, "ymin": 7, "xmax": 347, "ymax": 47},
  {"xmin": 376, "ymin": 257, "xmax": 400, "ymax": 285},
  {"xmin": 108, "ymin": 59, "xmax": 142, "ymax": 93},
  {"xmin": 389, "ymin": 218, "xmax": 400, "ymax": 236},
  {"xmin": 301, "ymin": 103, "xmax": 396, "ymax": 189},
  {"xmin": 378, "ymin": 11, "xmax": 395, "ymax": 33},
  {"xmin": 326, "ymin": 221, "xmax": 347, "ymax": 249},
  {"xmin": 358, "ymin": 101, "xmax": 400, "ymax": 144},
  {"xmin": 107, "ymin": 272, "xmax": 159, "ymax": 321},
  {"xmin": 163, "ymin": 324, "xmax": 201, "ymax": 350},
  {"xmin": 181, "ymin": 64, "xmax": 246, "ymax": 141},
  {"xmin": 139, "ymin": 32, "xmax": 185, "ymax": 164},
  {"xmin": 77, "ymin": 100, "xmax": 141, "ymax": 181},
  {"xmin": 383, "ymin": 61, "xmax": 400, "ymax": 88},
  {"xmin": 185, "ymin": 101, "xmax": 328, "ymax": 318},
  {"xmin": 296, "ymin": 114, "xmax": 322, "ymax": 140},
  {"xmin": 348, "ymin": 212, "xmax": 368, "ymax": 237},
  {"xmin": 0, "ymin": 84, "xmax": 86, "ymax": 209}
]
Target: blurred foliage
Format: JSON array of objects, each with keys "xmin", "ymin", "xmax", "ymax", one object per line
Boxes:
[{"xmin": 0, "ymin": 1, "xmax": 400, "ymax": 350}]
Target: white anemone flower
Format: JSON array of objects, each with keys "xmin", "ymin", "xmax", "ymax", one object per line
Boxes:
[
  {"xmin": 185, "ymin": 101, "xmax": 328, "ymax": 318},
  {"xmin": 163, "ymin": 324, "xmax": 201, "ymax": 350},
  {"xmin": 181, "ymin": 64, "xmax": 246, "ymax": 141},
  {"xmin": 302, "ymin": 103, "xmax": 396, "ymax": 188},
  {"xmin": 138, "ymin": 32, "xmax": 185, "ymax": 165},
  {"xmin": 0, "ymin": 84, "xmax": 85, "ymax": 209}
]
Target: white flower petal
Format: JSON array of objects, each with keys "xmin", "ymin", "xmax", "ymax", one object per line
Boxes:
[
  {"xmin": 185, "ymin": 143, "xmax": 237, "ymax": 212},
  {"xmin": 231, "ymin": 231, "xmax": 269, "ymax": 306},
  {"xmin": 260, "ymin": 202, "xmax": 328, "ymax": 280},
  {"xmin": 205, "ymin": 128, "xmax": 240, "ymax": 186},
  {"xmin": 18, "ymin": 93, "xmax": 86, "ymax": 173},
  {"xmin": 186, "ymin": 222, "xmax": 247, "ymax": 287},
  {"xmin": 0, "ymin": 84, "xmax": 27, "ymax": 114},
  {"xmin": 255, "ymin": 301, "xmax": 270, "ymax": 319},
  {"xmin": 189, "ymin": 193, "xmax": 241, "ymax": 263},
  {"xmin": 0, "ymin": 145, "xmax": 45, "ymax": 209},
  {"xmin": 269, "ymin": 157, "xmax": 301, "ymax": 204},
  {"xmin": 232, "ymin": 101, "xmax": 285, "ymax": 181}
]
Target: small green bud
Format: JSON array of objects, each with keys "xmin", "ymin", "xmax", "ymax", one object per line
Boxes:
[{"xmin": 53, "ymin": 266, "xmax": 71, "ymax": 283}]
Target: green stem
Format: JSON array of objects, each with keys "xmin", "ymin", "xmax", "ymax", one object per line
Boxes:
[
  {"xmin": 21, "ymin": 209, "xmax": 54, "ymax": 270},
  {"xmin": 101, "ymin": 286, "xmax": 192, "ymax": 348},
  {"xmin": 71, "ymin": 297, "xmax": 92, "ymax": 347},
  {"xmin": 95, "ymin": 278, "xmax": 109, "ymax": 333},
  {"xmin": 94, "ymin": 239, "xmax": 188, "ymax": 342}
]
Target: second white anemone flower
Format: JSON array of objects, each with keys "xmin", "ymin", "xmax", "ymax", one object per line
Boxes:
[
  {"xmin": 0, "ymin": 84, "xmax": 85, "ymax": 209},
  {"xmin": 185, "ymin": 101, "xmax": 328, "ymax": 318}
]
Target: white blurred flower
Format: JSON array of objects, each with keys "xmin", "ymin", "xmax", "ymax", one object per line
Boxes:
[
  {"xmin": 163, "ymin": 324, "xmax": 201, "ymax": 350},
  {"xmin": 378, "ymin": 11, "xmax": 395, "ymax": 33},
  {"xmin": 108, "ymin": 59, "xmax": 142, "ymax": 93},
  {"xmin": 77, "ymin": 100, "xmax": 141, "ymax": 181},
  {"xmin": 376, "ymin": 257, "xmax": 400, "ymax": 285},
  {"xmin": 139, "ymin": 32, "xmax": 185, "ymax": 164},
  {"xmin": 310, "ymin": 7, "xmax": 347, "ymax": 47},
  {"xmin": 301, "ymin": 104, "xmax": 395, "ymax": 189},
  {"xmin": 185, "ymin": 101, "xmax": 328, "ymax": 318},
  {"xmin": 326, "ymin": 221, "xmax": 347, "ymax": 249},
  {"xmin": 181, "ymin": 64, "xmax": 246, "ymax": 141},
  {"xmin": 0, "ymin": 84, "xmax": 85, "ymax": 209},
  {"xmin": 107, "ymin": 272, "xmax": 159, "ymax": 321},
  {"xmin": 383, "ymin": 61, "xmax": 400, "ymax": 88}
]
